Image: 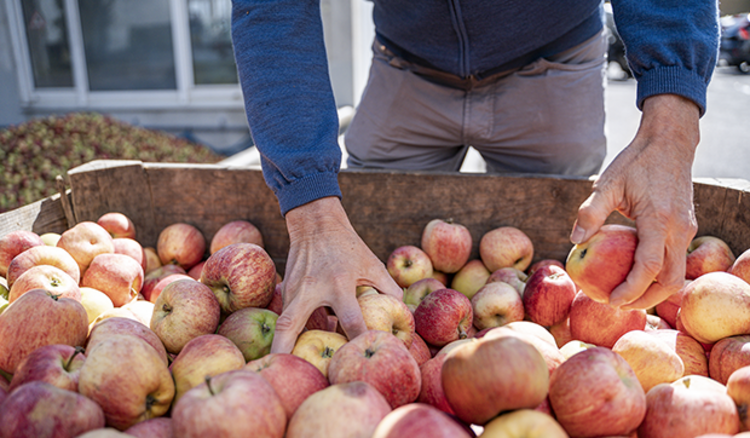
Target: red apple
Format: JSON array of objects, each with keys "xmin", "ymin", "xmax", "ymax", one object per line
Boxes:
[
  {"xmin": 403, "ymin": 277, "xmax": 445, "ymax": 313},
  {"xmin": 9, "ymin": 344, "xmax": 85, "ymax": 392},
  {"xmin": 266, "ymin": 282, "xmax": 283, "ymax": 314},
  {"xmin": 528, "ymin": 259, "xmax": 566, "ymax": 276},
  {"xmin": 680, "ymin": 271, "xmax": 750, "ymax": 344},
  {"xmin": 418, "ymin": 351, "xmax": 458, "ymax": 415},
  {"xmin": 522, "ymin": 264, "xmax": 577, "ymax": 327},
  {"xmin": 611, "ymin": 330, "xmax": 685, "ymax": 393},
  {"xmin": 210, "ymin": 219, "xmax": 264, "ymax": 254},
  {"xmin": 146, "ymin": 273, "xmax": 194, "ymax": 304},
  {"xmin": 8, "ymin": 264, "xmax": 80, "ymax": 303},
  {"xmin": 113, "ymin": 237, "xmax": 146, "ymax": 272},
  {"xmin": 57, "ymin": 221, "xmax": 115, "ymax": 276},
  {"xmin": 87, "ymin": 317, "xmax": 169, "ymax": 366},
  {"xmin": 82, "ymin": 253, "xmax": 144, "ymax": 307},
  {"xmin": 141, "ymin": 264, "xmax": 187, "ymax": 300},
  {"xmin": 5, "ymin": 244, "xmax": 81, "ymax": 289},
  {"xmin": 451, "ymin": 259, "xmax": 491, "ymax": 300},
  {"xmin": 156, "ymin": 222, "xmax": 206, "ymax": 270},
  {"xmin": 479, "ymin": 226, "xmax": 534, "ymax": 273},
  {"xmin": 549, "ymin": 317, "xmax": 573, "ymax": 348},
  {"xmin": 709, "ymin": 335, "xmax": 750, "ymax": 385},
  {"xmin": 647, "ymin": 328, "xmax": 708, "ymax": 377},
  {"xmin": 686, "ymin": 235, "xmax": 736, "ymax": 280},
  {"xmin": 483, "ymin": 325, "xmax": 565, "ymax": 377},
  {"xmin": 421, "ymin": 218, "xmax": 472, "ymax": 274},
  {"xmin": 414, "ymin": 288, "xmax": 473, "ymax": 346},
  {"xmin": 566, "ymin": 224, "xmax": 638, "ymax": 304},
  {"xmin": 655, "ymin": 280, "xmax": 689, "ymax": 329},
  {"xmin": 730, "ymin": 248, "xmax": 750, "ymax": 284},
  {"xmin": 187, "ymin": 260, "xmax": 205, "ymax": 280},
  {"xmin": 470, "ymin": 281, "xmax": 524, "ymax": 330},
  {"xmin": 123, "ymin": 417, "xmax": 172, "ymax": 438},
  {"xmin": 217, "ymin": 306, "xmax": 278, "ymax": 361},
  {"xmin": 386, "ymin": 245, "xmax": 434, "ymax": 288},
  {"xmin": 727, "ymin": 365, "xmax": 750, "ymax": 430},
  {"xmin": 358, "ymin": 293, "xmax": 415, "ymax": 348},
  {"xmin": 408, "ymin": 332, "xmax": 431, "ymax": 366},
  {"xmin": 486, "ymin": 267, "xmax": 528, "ymax": 297},
  {"xmin": 568, "ymin": 290, "xmax": 647, "ymax": 348},
  {"xmin": 0, "ymin": 230, "xmax": 44, "ymax": 277},
  {"xmin": 97, "ymin": 212, "xmax": 136, "ymax": 240},
  {"xmin": 371, "ymin": 403, "xmax": 473, "ymax": 438},
  {"xmin": 200, "ymin": 242, "xmax": 276, "ymax": 313}
]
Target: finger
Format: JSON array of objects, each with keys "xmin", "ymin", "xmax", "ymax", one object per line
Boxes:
[
  {"xmin": 370, "ymin": 267, "xmax": 404, "ymax": 301},
  {"xmin": 331, "ymin": 296, "xmax": 368, "ymax": 341},
  {"xmin": 609, "ymin": 228, "xmax": 666, "ymax": 307},
  {"xmin": 571, "ymin": 186, "xmax": 620, "ymax": 244},
  {"xmin": 620, "ymin": 281, "xmax": 678, "ymax": 310},
  {"xmin": 270, "ymin": 295, "xmax": 315, "ymax": 354}
]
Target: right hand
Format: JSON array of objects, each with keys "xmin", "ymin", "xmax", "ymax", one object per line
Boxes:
[{"xmin": 270, "ymin": 196, "xmax": 403, "ymax": 354}]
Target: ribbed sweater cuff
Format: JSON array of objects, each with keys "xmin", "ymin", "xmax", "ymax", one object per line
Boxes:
[
  {"xmin": 274, "ymin": 171, "xmax": 342, "ymax": 216},
  {"xmin": 637, "ymin": 66, "xmax": 709, "ymax": 117}
]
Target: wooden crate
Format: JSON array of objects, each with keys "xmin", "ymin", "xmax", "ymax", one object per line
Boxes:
[{"xmin": 1, "ymin": 159, "xmax": 749, "ymax": 273}]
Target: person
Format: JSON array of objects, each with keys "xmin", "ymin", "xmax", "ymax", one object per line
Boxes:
[{"xmin": 230, "ymin": 1, "xmax": 720, "ymax": 354}]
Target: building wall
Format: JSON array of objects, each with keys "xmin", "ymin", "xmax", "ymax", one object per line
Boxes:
[{"xmin": 0, "ymin": 2, "xmax": 25, "ymax": 127}]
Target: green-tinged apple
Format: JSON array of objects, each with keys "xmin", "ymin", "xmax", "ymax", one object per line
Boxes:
[
  {"xmin": 200, "ymin": 242, "xmax": 276, "ymax": 313},
  {"xmin": 612, "ymin": 330, "xmax": 684, "ymax": 393},
  {"xmin": 210, "ymin": 219, "xmax": 264, "ymax": 254},
  {"xmin": 549, "ymin": 347, "xmax": 646, "ymax": 437},
  {"xmin": 171, "ymin": 334, "xmax": 245, "ymax": 404},
  {"xmin": 566, "ymin": 224, "xmax": 638, "ymax": 303},
  {"xmin": 386, "ymin": 245, "xmax": 434, "ymax": 288},
  {"xmin": 57, "ymin": 221, "xmax": 115, "ymax": 276},
  {"xmin": 470, "ymin": 281, "xmax": 524, "ymax": 330},
  {"xmin": 522, "ymin": 264, "xmax": 577, "ymax": 327},
  {"xmin": 481, "ymin": 409, "xmax": 568, "ymax": 438},
  {"xmin": 218, "ymin": 307, "xmax": 277, "ymax": 361},
  {"xmin": 5, "ymin": 244, "xmax": 80, "ymax": 289},
  {"xmin": 82, "ymin": 253, "xmax": 144, "ymax": 307},
  {"xmin": 150, "ymin": 279, "xmax": 221, "ymax": 354},
  {"xmin": 730, "ymin": 248, "xmax": 750, "ymax": 284},
  {"xmin": 727, "ymin": 365, "xmax": 750, "ymax": 430},
  {"xmin": 0, "ymin": 230, "xmax": 43, "ymax": 277},
  {"xmin": 87, "ymin": 317, "xmax": 168, "ymax": 366},
  {"xmin": 479, "ymin": 226, "xmax": 534, "ymax": 273},
  {"xmin": 246, "ymin": 352, "xmax": 329, "ymax": 419},
  {"xmin": 403, "ymin": 277, "xmax": 445, "ymax": 313},
  {"xmin": 356, "ymin": 285, "xmax": 378, "ymax": 298},
  {"xmin": 97, "ymin": 212, "xmax": 136, "ymax": 240},
  {"xmin": 680, "ymin": 272, "xmax": 750, "ymax": 344},
  {"xmin": 40, "ymin": 232, "xmax": 61, "ymax": 247},
  {"xmin": 486, "ymin": 267, "xmax": 528, "ymax": 297},
  {"xmin": 638, "ymin": 376, "xmax": 740, "ymax": 438},
  {"xmin": 569, "ymin": 290, "xmax": 647, "ymax": 348},
  {"xmin": 78, "ymin": 334, "xmax": 174, "ymax": 430},
  {"xmin": 113, "ymin": 237, "xmax": 146, "ymax": 272},
  {"xmin": 358, "ymin": 293, "xmax": 415, "ymax": 348},
  {"xmin": 9, "ymin": 344, "xmax": 85, "ymax": 392},
  {"xmin": 421, "ymin": 218, "xmax": 473, "ymax": 274},
  {"xmin": 418, "ymin": 352, "xmax": 456, "ymax": 415},
  {"xmin": 0, "ymin": 289, "xmax": 87, "ymax": 375},
  {"xmin": 143, "ymin": 247, "xmax": 162, "ymax": 275},
  {"xmin": 414, "ymin": 288, "xmax": 473, "ymax": 346},
  {"xmin": 442, "ymin": 335, "xmax": 549, "ymax": 425},
  {"xmin": 286, "ymin": 381, "xmax": 392, "ymax": 438},
  {"xmin": 709, "ymin": 335, "xmax": 750, "ymax": 384},
  {"xmin": 408, "ymin": 332, "xmax": 431, "ymax": 366},
  {"xmin": 291, "ymin": 329, "xmax": 349, "ymax": 378},
  {"xmin": 172, "ymin": 370, "xmax": 286, "ymax": 438},
  {"xmin": 80, "ymin": 286, "xmax": 115, "ymax": 324},
  {"xmin": 559, "ymin": 339, "xmax": 596, "ymax": 360},
  {"xmin": 9, "ymin": 264, "xmax": 80, "ymax": 303},
  {"xmin": 686, "ymin": 235, "xmax": 736, "ymax": 280},
  {"xmin": 123, "ymin": 417, "xmax": 172, "ymax": 438},
  {"xmin": 0, "ymin": 381, "xmax": 105, "ymax": 437},
  {"xmin": 328, "ymin": 330, "xmax": 421, "ymax": 409},
  {"xmin": 371, "ymin": 403, "xmax": 473, "ymax": 438},
  {"xmin": 451, "ymin": 259, "xmax": 490, "ymax": 300},
  {"xmin": 528, "ymin": 259, "xmax": 566, "ymax": 276},
  {"xmin": 156, "ymin": 222, "xmax": 206, "ymax": 270},
  {"xmin": 647, "ymin": 329, "xmax": 708, "ymax": 377}
]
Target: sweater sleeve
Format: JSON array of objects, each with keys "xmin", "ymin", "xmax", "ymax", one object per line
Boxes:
[
  {"xmin": 611, "ymin": 0, "xmax": 720, "ymax": 116},
  {"xmin": 231, "ymin": 0, "xmax": 342, "ymax": 216}
]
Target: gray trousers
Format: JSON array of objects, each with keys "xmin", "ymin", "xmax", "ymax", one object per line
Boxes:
[{"xmin": 345, "ymin": 31, "xmax": 608, "ymax": 176}]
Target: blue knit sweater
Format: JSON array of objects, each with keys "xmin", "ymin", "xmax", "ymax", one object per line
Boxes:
[{"xmin": 231, "ymin": 0, "xmax": 719, "ymax": 216}]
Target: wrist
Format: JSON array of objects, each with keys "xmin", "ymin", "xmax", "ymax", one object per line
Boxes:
[
  {"xmin": 638, "ymin": 94, "xmax": 701, "ymax": 153},
  {"xmin": 285, "ymin": 196, "xmax": 352, "ymax": 241}
]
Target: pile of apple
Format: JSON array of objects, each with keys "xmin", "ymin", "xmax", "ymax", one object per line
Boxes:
[{"xmin": 1, "ymin": 212, "xmax": 750, "ymax": 438}]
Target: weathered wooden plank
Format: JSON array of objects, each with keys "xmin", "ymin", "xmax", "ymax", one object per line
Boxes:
[{"xmin": 0, "ymin": 192, "xmax": 70, "ymax": 238}]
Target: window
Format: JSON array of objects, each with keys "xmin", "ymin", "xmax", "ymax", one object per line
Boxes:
[
  {"xmin": 19, "ymin": 0, "xmax": 73, "ymax": 88},
  {"xmin": 188, "ymin": 0, "xmax": 237, "ymax": 85}
]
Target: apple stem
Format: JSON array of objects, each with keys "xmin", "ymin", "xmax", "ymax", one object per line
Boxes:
[
  {"xmin": 145, "ymin": 394, "xmax": 157, "ymax": 413},
  {"xmin": 205, "ymin": 375, "xmax": 215, "ymax": 396},
  {"xmin": 64, "ymin": 346, "xmax": 85, "ymax": 370},
  {"xmin": 49, "ymin": 293, "xmax": 61, "ymax": 301},
  {"xmin": 322, "ymin": 346, "xmax": 334, "ymax": 358},
  {"xmin": 444, "ymin": 218, "xmax": 454, "ymax": 224},
  {"xmin": 364, "ymin": 348, "xmax": 375, "ymax": 359},
  {"xmin": 261, "ymin": 323, "xmax": 271, "ymax": 335},
  {"xmin": 458, "ymin": 326, "xmax": 468, "ymax": 339},
  {"xmin": 162, "ymin": 303, "xmax": 172, "ymax": 313}
]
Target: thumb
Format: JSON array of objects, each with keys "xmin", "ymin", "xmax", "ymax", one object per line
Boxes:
[{"xmin": 571, "ymin": 186, "xmax": 619, "ymax": 244}]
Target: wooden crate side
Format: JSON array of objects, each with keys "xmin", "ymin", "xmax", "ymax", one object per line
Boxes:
[
  {"xmin": 0, "ymin": 193, "xmax": 70, "ymax": 238},
  {"xmin": 694, "ymin": 178, "xmax": 750, "ymax": 256}
]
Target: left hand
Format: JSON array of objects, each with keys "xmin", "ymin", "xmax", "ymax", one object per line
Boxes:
[{"xmin": 570, "ymin": 94, "xmax": 701, "ymax": 309}]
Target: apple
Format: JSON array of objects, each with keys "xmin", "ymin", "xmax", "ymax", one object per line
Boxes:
[
  {"xmin": 89, "ymin": 307, "xmax": 142, "ymax": 328},
  {"xmin": 638, "ymin": 376, "xmax": 740, "ymax": 438},
  {"xmin": 40, "ymin": 232, "xmax": 61, "ymax": 247},
  {"xmin": 496, "ymin": 320, "xmax": 558, "ymax": 346},
  {"xmin": 470, "ymin": 281, "xmax": 524, "ymax": 330},
  {"xmin": 522, "ymin": 264, "xmax": 577, "ymax": 327},
  {"xmin": 170, "ymin": 334, "xmax": 246, "ymax": 404},
  {"xmin": 143, "ymin": 247, "xmax": 162, "ymax": 275},
  {"xmin": 421, "ymin": 218, "xmax": 472, "ymax": 274},
  {"xmin": 414, "ymin": 288, "xmax": 473, "ymax": 346},
  {"xmin": 486, "ymin": 267, "xmax": 528, "ymax": 297},
  {"xmin": 680, "ymin": 271, "xmax": 750, "ymax": 344},
  {"xmin": 97, "ymin": 212, "xmax": 136, "ymax": 240},
  {"xmin": 479, "ymin": 226, "xmax": 534, "ymax": 273},
  {"xmin": 0, "ymin": 230, "xmax": 43, "ymax": 277},
  {"xmin": 328, "ymin": 330, "xmax": 421, "ymax": 409},
  {"xmin": 9, "ymin": 344, "xmax": 85, "ymax": 392},
  {"xmin": 82, "ymin": 253, "xmax": 144, "ymax": 307},
  {"xmin": 172, "ymin": 369, "xmax": 286, "ymax": 438},
  {"xmin": 305, "ymin": 305, "xmax": 330, "ymax": 331},
  {"xmin": 386, "ymin": 245, "xmax": 434, "ymax": 288},
  {"xmin": 358, "ymin": 293, "xmax": 415, "ymax": 348},
  {"xmin": 200, "ymin": 242, "xmax": 276, "ymax": 313},
  {"xmin": 654, "ymin": 280, "xmax": 685, "ymax": 329},
  {"xmin": 121, "ymin": 299, "xmax": 154, "ymax": 326},
  {"xmin": 150, "ymin": 279, "xmax": 222, "ymax": 354},
  {"xmin": 418, "ymin": 351, "xmax": 457, "ymax": 415},
  {"xmin": 246, "ymin": 352, "xmax": 329, "ymax": 419},
  {"xmin": 87, "ymin": 317, "xmax": 169, "ymax": 366},
  {"xmin": 482, "ymin": 409, "xmax": 568, "ymax": 438},
  {"xmin": 549, "ymin": 317, "xmax": 573, "ymax": 348},
  {"xmin": 549, "ymin": 347, "xmax": 646, "ymax": 437},
  {"xmin": 442, "ymin": 334, "xmax": 549, "ymax": 425},
  {"xmin": 403, "ymin": 277, "xmax": 445, "ymax": 313},
  {"xmin": 5, "ymin": 244, "xmax": 81, "ymax": 289},
  {"xmin": 218, "ymin": 307, "xmax": 277, "ymax": 361},
  {"xmin": 8, "ymin": 264, "xmax": 81, "ymax": 303},
  {"xmin": 559, "ymin": 339, "xmax": 596, "ymax": 360},
  {"xmin": 113, "ymin": 237, "xmax": 146, "ymax": 272},
  {"xmin": 291, "ymin": 329, "xmax": 349, "ymax": 378},
  {"xmin": 0, "ymin": 381, "xmax": 105, "ymax": 437},
  {"xmin": 408, "ymin": 332, "xmax": 431, "ymax": 366},
  {"xmin": 286, "ymin": 381, "xmax": 392, "ymax": 438},
  {"xmin": 123, "ymin": 417, "xmax": 173, "ymax": 438},
  {"xmin": 528, "ymin": 259, "xmax": 566, "ymax": 276},
  {"xmin": 709, "ymin": 335, "xmax": 750, "ymax": 384},
  {"xmin": 266, "ymin": 283, "xmax": 283, "ymax": 314},
  {"xmin": 730, "ymin": 248, "xmax": 750, "ymax": 284},
  {"xmin": 141, "ymin": 264, "xmax": 187, "ymax": 300},
  {"xmin": 431, "ymin": 270, "xmax": 450, "ymax": 286},
  {"xmin": 686, "ymin": 235, "xmax": 736, "ymax": 280},
  {"xmin": 648, "ymin": 329, "xmax": 708, "ymax": 377},
  {"xmin": 146, "ymin": 273, "xmax": 194, "ymax": 304},
  {"xmin": 451, "ymin": 259, "xmax": 491, "ymax": 300},
  {"xmin": 187, "ymin": 260, "xmax": 205, "ymax": 280},
  {"xmin": 483, "ymin": 325, "xmax": 565, "ymax": 376},
  {"xmin": 210, "ymin": 219, "xmax": 264, "ymax": 254},
  {"xmin": 79, "ymin": 286, "xmax": 115, "ymax": 324},
  {"xmin": 0, "ymin": 289, "xmax": 88, "ymax": 375},
  {"xmin": 75, "ymin": 429, "xmax": 131, "ymax": 437},
  {"xmin": 726, "ymin": 365, "xmax": 750, "ymax": 430},
  {"xmin": 646, "ymin": 313, "xmax": 672, "ymax": 331},
  {"xmin": 611, "ymin": 330, "xmax": 684, "ymax": 393},
  {"xmin": 78, "ymin": 334, "xmax": 174, "ymax": 430},
  {"xmin": 156, "ymin": 222, "xmax": 206, "ymax": 270},
  {"xmin": 57, "ymin": 221, "xmax": 115, "ymax": 276},
  {"xmin": 371, "ymin": 403, "xmax": 473, "ymax": 438},
  {"xmin": 568, "ymin": 290, "xmax": 647, "ymax": 348},
  {"xmin": 566, "ymin": 224, "xmax": 638, "ymax": 304}
]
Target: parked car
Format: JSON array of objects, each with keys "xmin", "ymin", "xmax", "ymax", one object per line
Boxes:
[
  {"xmin": 719, "ymin": 13, "xmax": 750, "ymax": 74},
  {"xmin": 603, "ymin": 3, "xmax": 632, "ymax": 79}
]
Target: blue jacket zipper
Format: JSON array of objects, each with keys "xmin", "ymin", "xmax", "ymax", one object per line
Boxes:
[{"xmin": 448, "ymin": 0, "xmax": 471, "ymax": 79}]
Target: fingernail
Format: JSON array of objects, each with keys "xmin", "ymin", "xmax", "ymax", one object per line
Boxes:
[
  {"xmin": 571, "ymin": 225, "xmax": 586, "ymax": 244},
  {"xmin": 609, "ymin": 297, "xmax": 626, "ymax": 307}
]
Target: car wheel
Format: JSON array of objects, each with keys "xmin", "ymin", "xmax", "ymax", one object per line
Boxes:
[{"xmin": 739, "ymin": 61, "xmax": 750, "ymax": 74}]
